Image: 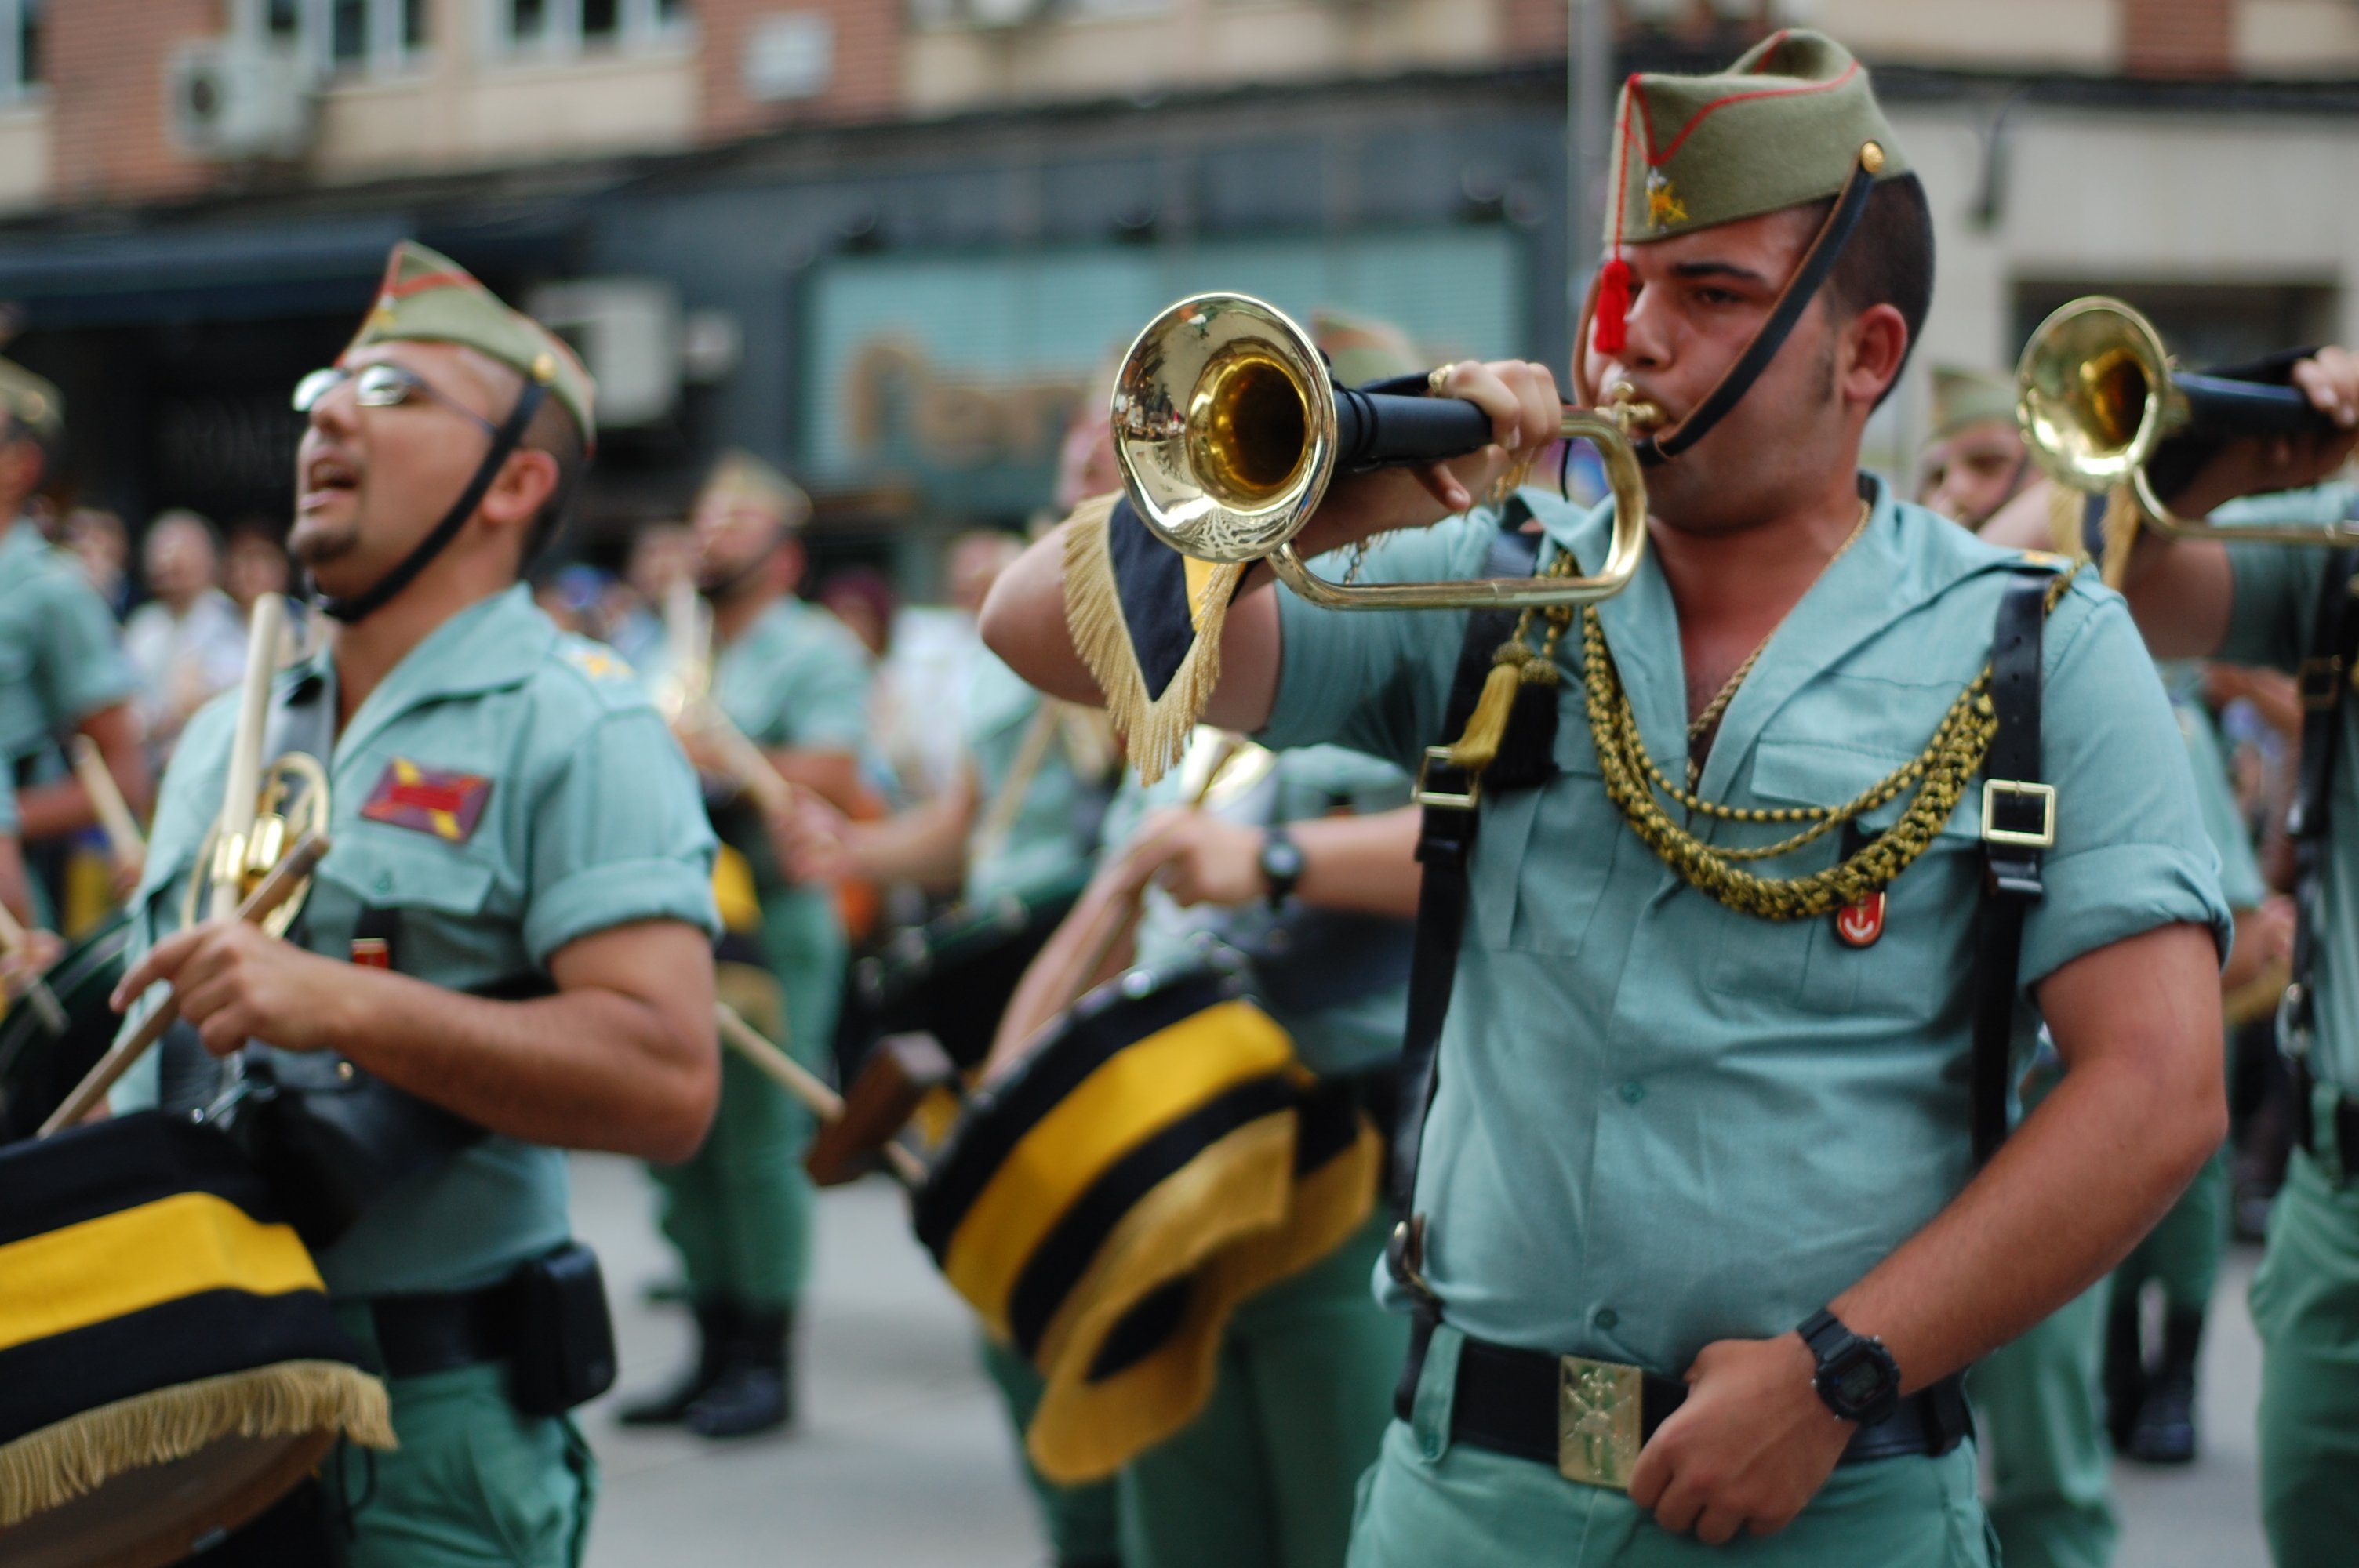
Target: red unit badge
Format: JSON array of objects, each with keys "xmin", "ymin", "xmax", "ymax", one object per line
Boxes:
[
  {"xmin": 1833, "ymin": 891, "xmax": 1886, "ymax": 949},
  {"xmin": 361, "ymin": 759, "xmax": 493, "ymax": 844}
]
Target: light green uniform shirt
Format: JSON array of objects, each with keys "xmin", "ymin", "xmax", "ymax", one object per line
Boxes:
[
  {"xmin": 2219, "ymin": 480, "xmax": 2359, "ymax": 1087},
  {"xmin": 0, "ymin": 518, "xmax": 138, "ymax": 769},
  {"xmin": 118, "ymin": 586, "xmax": 719, "ymax": 1298},
  {"xmin": 2161, "ymin": 668, "xmax": 2266, "ymax": 914},
  {"xmin": 1100, "ymin": 742, "xmax": 1412, "ymax": 1078},
  {"xmin": 1263, "ymin": 479, "xmax": 2229, "ymax": 1367},
  {"xmin": 964, "ymin": 649, "xmax": 1102, "ymax": 906},
  {"xmin": 645, "ymin": 596, "xmax": 871, "ymax": 924}
]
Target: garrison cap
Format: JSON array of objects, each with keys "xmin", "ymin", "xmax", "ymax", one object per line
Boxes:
[
  {"xmin": 1310, "ymin": 309, "xmax": 1424, "ymax": 390},
  {"xmin": 694, "ymin": 448, "xmax": 812, "ymax": 533},
  {"xmin": 1605, "ymin": 30, "xmax": 1908, "ymax": 250},
  {"xmin": 343, "ymin": 241, "xmax": 596, "ymax": 447},
  {"xmin": 1927, "ymin": 365, "xmax": 2020, "ymax": 444},
  {"xmin": 0, "ymin": 357, "xmax": 62, "ymax": 442}
]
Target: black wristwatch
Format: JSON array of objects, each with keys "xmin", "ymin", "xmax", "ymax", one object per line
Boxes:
[
  {"xmin": 1258, "ymin": 826, "xmax": 1305, "ymax": 911},
  {"xmin": 1798, "ymin": 1308, "xmax": 1902, "ymax": 1427}
]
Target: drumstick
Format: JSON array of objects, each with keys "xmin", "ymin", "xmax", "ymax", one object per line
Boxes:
[
  {"xmin": 0, "ymin": 898, "xmax": 68, "ymax": 1036},
  {"xmin": 714, "ymin": 1002, "xmax": 925, "ymax": 1185},
  {"xmin": 39, "ymin": 832, "xmax": 329, "ymax": 1138},
  {"xmin": 1063, "ymin": 735, "xmax": 1247, "ymax": 1008},
  {"xmin": 72, "ymin": 734, "xmax": 147, "ymax": 868}
]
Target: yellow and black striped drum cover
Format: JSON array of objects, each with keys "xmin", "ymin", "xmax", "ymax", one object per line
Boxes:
[
  {"xmin": 911, "ymin": 964, "xmax": 1382, "ymax": 1483},
  {"xmin": 0, "ymin": 1114, "xmax": 393, "ymax": 1568}
]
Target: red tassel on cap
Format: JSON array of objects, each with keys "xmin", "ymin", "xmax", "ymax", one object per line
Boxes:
[{"xmin": 1593, "ymin": 257, "xmax": 1631, "ymax": 356}]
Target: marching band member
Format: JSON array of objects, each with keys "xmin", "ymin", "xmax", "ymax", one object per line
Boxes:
[
  {"xmin": 109, "ymin": 241, "xmax": 722, "ymax": 1566},
  {"xmin": 983, "ymin": 32, "xmax": 2230, "ymax": 1563}
]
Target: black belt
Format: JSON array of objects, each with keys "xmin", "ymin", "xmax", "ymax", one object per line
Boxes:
[
  {"xmin": 2291, "ymin": 1060, "xmax": 2359, "ymax": 1178},
  {"xmin": 1397, "ymin": 1319, "xmax": 1972, "ymax": 1471},
  {"xmin": 369, "ymin": 1281, "xmax": 524, "ymax": 1380}
]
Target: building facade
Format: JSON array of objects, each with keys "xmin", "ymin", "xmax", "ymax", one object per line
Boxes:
[{"xmin": 0, "ymin": 0, "xmax": 2352, "ymax": 574}]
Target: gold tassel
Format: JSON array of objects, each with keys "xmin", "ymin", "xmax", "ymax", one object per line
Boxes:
[
  {"xmin": 2099, "ymin": 486, "xmax": 2142, "ymax": 590},
  {"xmin": 0, "ymin": 1359, "xmax": 394, "ymax": 1529},
  {"xmin": 1060, "ymin": 493, "xmax": 1248, "ymax": 787},
  {"xmin": 1445, "ymin": 647, "xmax": 1552, "ymax": 775}
]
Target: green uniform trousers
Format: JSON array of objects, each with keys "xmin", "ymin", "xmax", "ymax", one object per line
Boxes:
[
  {"xmin": 1967, "ymin": 1282, "xmax": 2117, "ymax": 1568},
  {"xmin": 1118, "ymin": 1213, "xmax": 1405, "ymax": 1568},
  {"xmin": 650, "ymin": 891, "xmax": 844, "ymax": 1310},
  {"xmin": 2251, "ymin": 1146, "xmax": 2359, "ymax": 1567},
  {"xmin": 333, "ymin": 1362, "xmax": 596, "ymax": 1568},
  {"xmin": 980, "ymin": 1334, "xmax": 1124, "ymax": 1564},
  {"xmin": 1347, "ymin": 1322, "xmax": 1994, "ymax": 1567}
]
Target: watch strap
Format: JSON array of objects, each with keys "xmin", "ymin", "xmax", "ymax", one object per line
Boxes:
[{"xmin": 1260, "ymin": 826, "xmax": 1303, "ymax": 911}]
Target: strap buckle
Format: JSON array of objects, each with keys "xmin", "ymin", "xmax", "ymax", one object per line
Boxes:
[
  {"xmin": 2299, "ymin": 655, "xmax": 2348, "ymax": 712},
  {"xmin": 1415, "ymin": 746, "xmax": 1480, "ymax": 811},
  {"xmin": 1387, "ymin": 1215, "xmax": 1439, "ymax": 1307},
  {"xmin": 1980, "ymin": 779, "xmax": 2057, "ymax": 849}
]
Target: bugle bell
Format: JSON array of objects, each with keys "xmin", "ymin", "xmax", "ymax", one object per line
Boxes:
[
  {"xmin": 1110, "ymin": 293, "xmax": 1648, "ymax": 610},
  {"xmin": 2016, "ymin": 296, "xmax": 2353, "ymax": 543}
]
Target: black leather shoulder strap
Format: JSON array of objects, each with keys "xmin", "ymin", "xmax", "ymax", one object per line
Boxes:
[
  {"xmin": 1969, "ymin": 566, "xmax": 2057, "ymax": 1164},
  {"xmin": 2284, "ymin": 546, "xmax": 2359, "ymax": 1062},
  {"xmin": 1385, "ymin": 514, "xmax": 1546, "ymax": 1301}
]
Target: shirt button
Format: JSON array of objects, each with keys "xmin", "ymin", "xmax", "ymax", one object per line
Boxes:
[
  {"xmin": 374, "ymin": 872, "xmax": 393, "ymax": 894},
  {"xmin": 1594, "ymin": 1307, "xmax": 1619, "ymax": 1330},
  {"xmin": 1619, "ymin": 1081, "xmax": 1645, "ymax": 1105}
]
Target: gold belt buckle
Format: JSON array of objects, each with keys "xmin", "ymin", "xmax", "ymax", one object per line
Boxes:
[{"xmin": 1558, "ymin": 1354, "xmax": 1645, "ymax": 1491}]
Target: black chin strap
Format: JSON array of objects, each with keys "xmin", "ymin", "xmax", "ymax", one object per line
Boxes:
[
  {"xmin": 1580, "ymin": 151, "xmax": 1881, "ymax": 470},
  {"xmin": 318, "ymin": 377, "xmax": 550, "ymax": 625}
]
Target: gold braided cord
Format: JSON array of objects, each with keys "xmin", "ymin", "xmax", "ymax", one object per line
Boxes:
[{"xmin": 1470, "ymin": 533, "xmax": 2079, "ymax": 922}]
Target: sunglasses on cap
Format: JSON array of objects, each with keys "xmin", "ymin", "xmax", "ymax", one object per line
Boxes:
[{"xmin": 292, "ymin": 363, "xmax": 498, "ymax": 437}]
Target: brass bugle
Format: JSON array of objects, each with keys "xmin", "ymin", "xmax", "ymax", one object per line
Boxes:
[
  {"xmin": 1110, "ymin": 292, "xmax": 1647, "ymax": 610},
  {"xmin": 2016, "ymin": 296, "xmax": 2352, "ymax": 543}
]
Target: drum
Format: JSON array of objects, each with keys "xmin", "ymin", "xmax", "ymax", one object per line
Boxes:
[
  {"xmin": 0, "ymin": 912, "xmax": 132, "ymax": 1146},
  {"xmin": 840, "ymin": 869, "xmax": 1089, "ymax": 1075},
  {"xmin": 0, "ymin": 1112, "xmax": 394, "ymax": 1568},
  {"xmin": 910, "ymin": 964, "xmax": 1382, "ymax": 1484}
]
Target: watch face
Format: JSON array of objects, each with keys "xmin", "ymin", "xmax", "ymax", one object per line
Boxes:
[
  {"xmin": 1265, "ymin": 840, "xmax": 1305, "ymax": 880},
  {"xmin": 1823, "ymin": 1342, "xmax": 1896, "ymax": 1419}
]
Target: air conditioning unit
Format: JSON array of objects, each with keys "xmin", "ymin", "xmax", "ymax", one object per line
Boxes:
[
  {"xmin": 961, "ymin": 0, "xmax": 1052, "ymax": 31},
  {"xmin": 172, "ymin": 40, "xmax": 317, "ymax": 162},
  {"xmin": 527, "ymin": 278, "xmax": 687, "ymax": 431}
]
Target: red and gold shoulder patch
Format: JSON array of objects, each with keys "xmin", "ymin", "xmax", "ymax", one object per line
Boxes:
[{"xmin": 361, "ymin": 758, "xmax": 493, "ymax": 843}]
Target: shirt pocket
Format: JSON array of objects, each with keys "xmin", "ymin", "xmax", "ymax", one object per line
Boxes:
[
  {"xmin": 314, "ymin": 830, "xmax": 505, "ymax": 979},
  {"xmin": 1706, "ymin": 738, "xmax": 1983, "ymax": 1019}
]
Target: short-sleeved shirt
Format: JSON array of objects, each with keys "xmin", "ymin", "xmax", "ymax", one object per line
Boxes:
[
  {"xmin": 0, "ymin": 519, "xmax": 138, "ymax": 771},
  {"xmin": 2219, "ymin": 480, "xmax": 2359, "ymax": 1088},
  {"xmin": 964, "ymin": 649, "xmax": 1103, "ymax": 907},
  {"xmin": 1097, "ymin": 739, "xmax": 1412, "ymax": 1078},
  {"xmin": 117, "ymin": 585, "xmax": 719, "ymax": 1299},
  {"xmin": 1263, "ymin": 477, "xmax": 2229, "ymax": 1368},
  {"xmin": 645, "ymin": 596, "xmax": 871, "ymax": 927}
]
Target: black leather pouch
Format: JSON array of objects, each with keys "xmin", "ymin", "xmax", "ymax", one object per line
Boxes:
[{"xmin": 507, "ymin": 1242, "xmax": 618, "ymax": 1417}]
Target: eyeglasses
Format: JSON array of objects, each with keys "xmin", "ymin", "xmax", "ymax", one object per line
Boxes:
[{"xmin": 291, "ymin": 363, "xmax": 498, "ymax": 436}]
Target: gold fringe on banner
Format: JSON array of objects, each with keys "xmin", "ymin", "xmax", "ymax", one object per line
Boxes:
[
  {"xmin": 1060, "ymin": 494, "xmax": 1249, "ymax": 787},
  {"xmin": 0, "ymin": 1359, "xmax": 394, "ymax": 1529}
]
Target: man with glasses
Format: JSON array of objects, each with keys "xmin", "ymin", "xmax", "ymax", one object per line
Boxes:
[
  {"xmin": 111, "ymin": 241, "xmax": 722, "ymax": 1567},
  {"xmin": 0, "ymin": 357, "xmax": 150, "ymax": 918}
]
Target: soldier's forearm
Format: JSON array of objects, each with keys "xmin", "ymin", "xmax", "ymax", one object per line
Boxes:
[
  {"xmin": 1825, "ymin": 921, "xmax": 2224, "ymax": 1392},
  {"xmin": 980, "ymin": 524, "xmax": 1108, "ymax": 706},
  {"xmin": 1289, "ymin": 806, "xmax": 1423, "ymax": 919},
  {"xmin": 318, "ymin": 927, "xmax": 720, "ymax": 1163},
  {"xmin": 14, "ymin": 778, "xmax": 95, "ymax": 842}
]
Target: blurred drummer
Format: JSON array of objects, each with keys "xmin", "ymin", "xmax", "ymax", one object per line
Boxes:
[
  {"xmin": 620, "ymin": 450, "xmax": 872, "ymax": 1439},
  {"xmin": 0, "ymin": 358, "xmax": 151, "ymax": 918},
  {"xmin": 108, "ymin": 241, "xmax": 722, "ymax": 1567}
]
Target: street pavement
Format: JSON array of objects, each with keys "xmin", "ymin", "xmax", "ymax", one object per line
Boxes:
[{"xmin": 569, "ymin": 1152, "xmax": 2273, "ymax": 1566}]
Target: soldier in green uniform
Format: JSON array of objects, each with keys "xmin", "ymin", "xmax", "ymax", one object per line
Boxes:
[
  {"xmin": 0, "ymin": 358, "xmax": 151, "ymax": 909},
  {"xmin": 1050, "ymin": 734, "xmax": 1418, "ymax": 1568},
  {"xmin": 618, "ymin": 450, "xmax": 874, "ymax": 1438},
  {"xmin": 2035, "ymin": 352, "xmax": 2359, "ymax": 1563},
  {"xmin": 983, "ymin": 32, "xmax": 2233, "ymax": 1563},
  {"xmin": 781, "ymin": 639, "xmax": 1124, "ymax": 1567},
  {"xmin": 108, "ymin": 241, "xmax": 722, "ymax": 1568}
]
